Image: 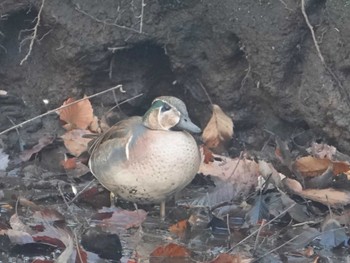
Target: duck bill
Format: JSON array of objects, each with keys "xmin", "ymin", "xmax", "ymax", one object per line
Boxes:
[{"xmin": 175, "ymin": 115, "xmax": 201, "ymax": 133}]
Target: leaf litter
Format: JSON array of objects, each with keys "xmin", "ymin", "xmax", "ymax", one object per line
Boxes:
[{"xmin": 2, "ymin": 96, "xmax": 350, "ymax": 262}]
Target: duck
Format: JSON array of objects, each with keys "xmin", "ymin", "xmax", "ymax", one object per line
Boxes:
[{"xmin": 88, "ymin": 96, "xmax": 201, "ymax": 218}]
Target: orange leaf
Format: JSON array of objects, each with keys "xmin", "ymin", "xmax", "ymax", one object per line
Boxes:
[
  {"xmin": 202, "ymin": 105, "xmax": 233, "ymax": 152},
  {"xmin": 283, "ymin": 178, "xmax": 350, "ymax": 206},
  {"xmin": 58, "ymin": 96, "xmax": 94, "ymax": 130},
  {"xmin": 60, "ymin": 158, "xmax": 77, "ymax": 170},
  {"xmin": 61, "ymin": 129, "xmax": 93, "ymax": 156},
  {"xmin": 202, "ymin": 145, "xmax": 214, "ymax": 164},
  {"xmin": 294, "ymin": 156, "xmax": 350, "ymax": 177},
  {"xmin": 150, "ymin": 243, "xmax": 190, "ymax": 258},
  {"xmin": 169, "ymin": 219, "xmax": 189, "ymax": 238},
  {"xmin": 210, "ymin": 253, "xmax": 247, "ymax": 263}
]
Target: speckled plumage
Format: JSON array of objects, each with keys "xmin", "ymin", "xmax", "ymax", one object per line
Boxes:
[{"xmin": 88, "ymin": 96, "xmax": 201, "ymax": 206}]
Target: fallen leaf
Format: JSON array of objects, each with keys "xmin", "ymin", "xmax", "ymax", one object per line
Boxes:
[
  {"xmin": 60, "ymin": 157, "xmax": 77, "ymax": 170},
  {"xmin": 200, "ymin": 148, "xmax": 258, "ymax": 182},
  {"xmin": 202, "ymin": 145, "xmax": 214, "ymax": 164},
  {"xmin": 284, "ymin": 178, "xmax": 350, "ymax": 206},
  {"xmin": 169, "ymin": 219, "xmax": 189, "ymax": 238},
  {"xmin": 89, "ymin": 116, "xmax": 102, "ymax": 133},
  {"xmin": 319, "ymin": 218, "xmax": 348, "ymax": 248},
  {"xmin": 58, "ymin": 96, "xmax": 94, "ymax": 130},
  {"xmin": 245, "ymin": 194, "xmax": 269, "ymax": 225},
  {"xmin": 61, "ymin": 129, "xmax": 93, "ymax": 156},
  {"xmin": 150, "ymin": 243, "xmax": 191, "ymax": 258},
  {"xmin": 301, "ymin": 188, "xmax": 350, "ymax": 206},
  {"xmin": 65, "ymin": 162, "xmax": 90, "ymax": 178},
  {"xmin": 258, "ymin": 160, "xmax": 284, "ymax": 188},
  {"xmin": 19, "ymin": 135, "xmax": 54, "ymax": 161},
  {"xmin": 307, "ymin": 143, "xmax": 337, "ymax": 159},
  {"xmin": 294, "ymin": 156, "xmax": 350, "ymax": 177},
  {"xmin": 210, "ymin": 253, "xmax": 250, "ymax": 263},
  {"xmin": 199, "ymin": 148, "xmax": 259, "ymax": 186},
  {"xmin": 97, "ymin": 207, "xmax": 147, "ymax": 232},
  {"xmin": 202, "ymin": 104, "xmax": 233, "ymax": 152},
  {"xmin": 0, "ymin": 148, "xmax": 9, "ymax": 171}
]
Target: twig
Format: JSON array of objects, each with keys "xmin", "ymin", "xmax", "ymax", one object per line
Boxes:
[
  {"xmin": 253, "ymin": 219, "xmax": 267, "ymax": 252},
  {"xmin": 227, "ymin": 203, "xmax": 296, "ymax": 252},
  {"xmin": 75, "ymin": 4, "xmax": 141, "ymax": 34},
  {"xmin": 20, "ymin": 0, "xmax": 45, "ymax": 65},
  {"xmin": 253, "ymin": 235, "xmax": 299, "ymax": 261},
  {"xmin": 106, "ymin": 93, "xmax": 143, "ymax": 114},
  {"xmin": 227, "ymin": 151, "xmax": 244, "ymax": 181},
  {"xmin": 0, "ymin": 85, "xmax": 133, "ymax": 136},
  {"xmin": 68, "ymin": 179, "xmax": 96, "ymax": 204}
]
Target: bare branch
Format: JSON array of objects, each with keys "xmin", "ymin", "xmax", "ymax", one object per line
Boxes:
[{"xmin": 0, "ymin": 85, "xmax": 142, "ymax": 136}]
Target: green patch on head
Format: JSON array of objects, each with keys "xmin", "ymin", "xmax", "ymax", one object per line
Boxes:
[{"xmin": 143, "ymin": 100, "xmax": 164, "ymax": 120}]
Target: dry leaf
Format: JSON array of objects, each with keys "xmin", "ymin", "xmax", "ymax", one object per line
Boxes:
[
  {"xmin": 294, "ymin": 156, "xmax": 350, "ymax": 177},
  {"xmin": 58, "ymin": 96, "xmax": 94, "ymax": 130},
  {"xmin": 60, "ymin": 157, "xmax": 77, "ymax": 170},
  {"xmin": 150, "ymin": 243, "xmax": 191, "ymax": 258},
  {"xmin": 169, "ymin": 219, "xmax": 189, "ymax": 238},
  {"xmin": 284, "ymin": 178, "xmax": 350, "ymax": 206},
  {"xmin": 199, "ymin": 147, "xmax": 259, "ymax": 185},
  {"xmin": 19, "ymin": 135, "xmax": 54, "ymax": 162},
  {"xmin": 202, "ymin": 145, "xmax": 214, "ymax": 164},
  {"xmin": 97, "ymin": 207, "xmax": 147, "ymax": 232},
  {"xmin": 61, "ymin": 129, "xmax": 93, "ymax": 156},
  {"xmin": 210, "ymin": 253, "xmax": 251, "ymax": 263},
  {"xmin": 0, "ymin": 149, "xmax": 9, "ymax": 171},
  {"xmin": 202, "ymin": 104, "xmax": 233, "ymax": 152},
  {"xmin": 307, "ymin": 143, "xmax": 337, "ymax": 159},
  {"xmin": 258, "ymin": 160, "xmax": 284, "ymax": 188}
]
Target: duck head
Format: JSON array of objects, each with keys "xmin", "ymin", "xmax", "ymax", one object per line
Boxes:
[{"xmin": 142, "ymin": 96, "xmax": 201, "ymax": 133}]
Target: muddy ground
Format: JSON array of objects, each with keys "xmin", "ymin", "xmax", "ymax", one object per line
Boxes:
[{"xmin": 1, "ymin": 0, "xmax": 350, "ymax": 262}]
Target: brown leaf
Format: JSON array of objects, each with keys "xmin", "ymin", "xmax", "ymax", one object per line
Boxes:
[
  {"xmin": 169, "ymin": 219, "xmax": 189, "ymax": 238},
  {"xmin": 150, "ymin": 243, "xmax": 191, "ymax": 258},
  {"xmin": 98, "ymin": 207, "xmax": 147, "ymax": 232},
  {"xmin": 199, "ymin": 148, "xmax": 259, "ymax": 184},
  {"xmin": 19, "ymin": 135, "xmax": 54, "ymax": 162},
  {"xmin": 61, "ymin": 129, "xmax": 93, "ymax": 156},
  {"xmin": 202, "ymin": 104, "xmax": 233, "ymax": 152},
  {"xmin": 294, "ymin": 156, "xmax": 350, "ymax": 177},
  {"xmin": 307, "ymin": 143, "xmax": 337, "ymax": 159},
  {"xmin": 210, "ymin": 253, "xmax": 251, "ymax": 263},
  {"xmin": 202, "ymin": 145, "xmax": 214, "ymax": 164},
  {"xmin": 58, "ymin": 96, "xmax": 94, "ymax": 130},
  {"xmin": 60, "ymin": 157, "xmax": 77, "ymax": 170},
  {"xmin": 284, "ymin": 178, "xmax": 350, "ymax": 206},
  {"xmin": 301, "ymin": 188, "xmax": 350, "ymax": 206}
]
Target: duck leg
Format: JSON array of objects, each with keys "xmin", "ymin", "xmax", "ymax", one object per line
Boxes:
[
  {"xmin": 110, "ymin": 192, "xmax": 117, "ymax": 208},
  {"xmin": 160, "ymin": 200, "xmax": 166, "ymax": 220}
]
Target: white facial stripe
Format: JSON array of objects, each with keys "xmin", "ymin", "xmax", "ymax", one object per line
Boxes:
[
  {"xmin": 125, "ymin": 135, "xmax": 133, "ymax": 160},
  {"xmin": 157, "ymin": 108, "xmax": 167, "ymax": 130}
]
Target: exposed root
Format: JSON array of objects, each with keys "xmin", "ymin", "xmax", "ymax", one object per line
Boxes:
[{"xmin": 19, "ymin": 0, "xmax": 45, "ymax": 65}]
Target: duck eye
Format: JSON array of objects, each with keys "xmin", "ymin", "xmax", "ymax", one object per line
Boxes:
[{"xmin": 161, "ymin": 103, "xmax": 171, "ymax": 112}]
